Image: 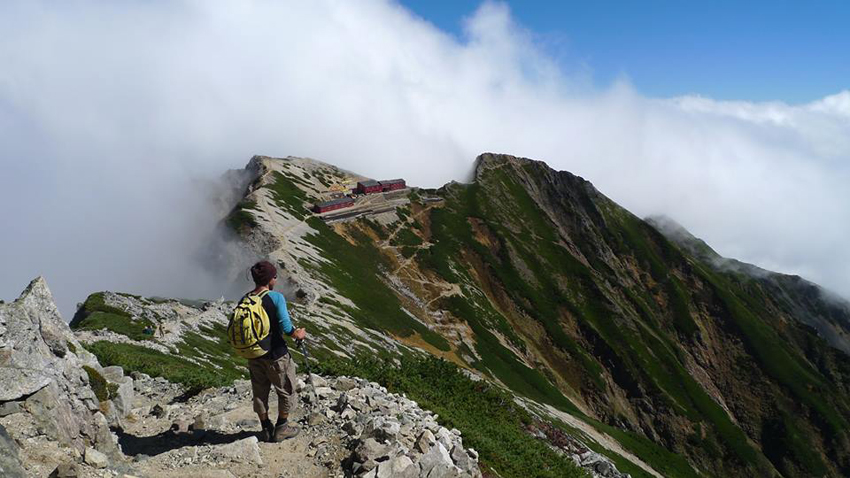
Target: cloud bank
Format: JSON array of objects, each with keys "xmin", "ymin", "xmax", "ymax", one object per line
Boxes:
[{"xmin": 1, "ymin": 0, "xmax": 849, "ymax": 316}]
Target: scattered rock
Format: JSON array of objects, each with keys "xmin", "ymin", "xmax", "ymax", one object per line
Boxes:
[
  {"xmin": 334, "ymin": 376, "xmax": 358, "ymax": 391},
  {"xmin": 213, "ymin": 436, "xmax": 263, "ymax": 465},
  {"xmin": 354, "ymin": 438, "xmax": 390, "ymax": 464},
  {"xmin": 451, "ymin": 444, "xmax": 474, "ymax": 474},
  {"xmin": 109, "ymin": 376, "xmax": 135, "ymax": 417},
  {"xmin": 309, "ymin": 373, "xmax": 328, "ymax": 387},
  {"xmin": 234, "ymin": 380, "xmax": 251, "ymax": 396},
  {"xmin": 367, "ymin": 456, "xmax": 418, "ymax": 478},
  {"xmin": 307, "ymin": 411, "xmax": 327, "ymax": 426},
  {"xmin": 236, "ymin": 418, "xmax": 260, "ymax": 429},
  {"xmin": 314, "ymin": 386, "xmax": 334, "ymax": 399},
  {"xmin": 343, "ymin": 421, "xmax": 361, "ymax": 437},
  {"xmin": 48, "ymin": 463, "xmax": 79, "ymax": 478},
  {"xmin": 84, "ymin": 447, "xmax": 109, "ymax": 469},
  {"xmin": 100, "ymin": 366, "xmax": 124, "ymax": 382},
  {"xmin": 419, "ymin": 442, "xmax": 453, "ymax": 476},
  {"xmin": 595, "ymin": 460, "xmax": 614, "ymax": 475},
  {"xmin": 205, "ymin": 414, "xmax": 227, "ymax": 431},
  {"xmin": 415, "ymin": 429, "xmax": 436, "ymax": 453},
  {"xmin": 431, "ymin": 463, "xmax": 466, "ymax": 477},
  {"xmin": 534, "ymin": 422, "xmax": 629, "ymax": 478}
]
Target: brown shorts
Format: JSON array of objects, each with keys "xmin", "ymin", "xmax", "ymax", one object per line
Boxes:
[{"xmin": 247, "ymin": 353, "xmax": 298, "ymax": 416}]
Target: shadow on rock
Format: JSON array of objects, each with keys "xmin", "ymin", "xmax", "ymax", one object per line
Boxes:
[{"xmin": 116, "ymin": 428, "xmax": 257, "ymax": 457}]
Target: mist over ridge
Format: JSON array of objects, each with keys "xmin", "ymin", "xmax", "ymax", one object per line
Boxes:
[{"xmin": 1, "ymin": 0, "xmax": 849, "ymax": 317}]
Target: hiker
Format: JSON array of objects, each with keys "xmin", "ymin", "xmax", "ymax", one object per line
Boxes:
[{"xmin": 228, "ymin": 260, "xmax": 307, "ymax": 442}]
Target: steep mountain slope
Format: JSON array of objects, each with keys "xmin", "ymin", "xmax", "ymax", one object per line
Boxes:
[
  {"xmin": 647, "ymin": 214, "xmax": 850, "ymax": 356},
  {"xmin": 224, "ymin": 155, "xmax": 450, "ymax": 359},
  {"xmin": 426, "ymin": 154, "xmax": 850, "ymax": 478},
  {"xmin": 212, "ymin": 153, "xmax": 850, "ymax": 478},
  {"xmin": 72, "ymin": 153, "xmax": 850, "ymax": 477}
]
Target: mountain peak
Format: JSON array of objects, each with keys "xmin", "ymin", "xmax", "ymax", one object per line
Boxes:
[
  {"xmin": 645, "ymin": 215, "xmax": 721, "ymax": 261},
  {"xmin": 473, "ymin": 152, "xmax": 539, "ymax": 180}
]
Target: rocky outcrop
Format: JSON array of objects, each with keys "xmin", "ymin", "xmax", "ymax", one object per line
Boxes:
[
  {"xmin": 304, "ymin": 374, "xmax": 482, "ymax": 478},
  {"xmin": 0, "ymin": 277, "xmax": 125, "ymax": 475},
  {"xmin": 528, "ymin": 420, "xmax": 631, "ymax": 478}
]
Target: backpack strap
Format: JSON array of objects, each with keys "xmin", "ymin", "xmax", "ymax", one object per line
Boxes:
[{"xmin": 247, "ymin": 289, "xmax": 270, "ymax": 300}]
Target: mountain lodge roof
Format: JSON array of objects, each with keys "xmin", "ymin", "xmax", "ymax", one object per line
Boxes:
[{"xmin": 316, "ymin": 197, "xmax": 354, "ymax": 207}]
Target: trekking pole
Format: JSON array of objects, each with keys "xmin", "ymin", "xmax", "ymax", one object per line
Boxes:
[
  {"xmin": 295, "ymin": 337, "xmax": 318, "ymax": 408},
  {"xmin": 295, "ymin": 338, "xmax": 312, "ymax": 375},
  {"xmin": 290, "ymin": 306, "xmax": 311, "ymax": 374}
]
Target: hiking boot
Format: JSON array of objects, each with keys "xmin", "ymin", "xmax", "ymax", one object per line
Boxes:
[
  {"xmin": 260, "ymin": 420, "xmax": 275, "ymax": 443},
  {"xmin": 273, "ymin": 423, "xmax": 300, "ymax": 441}
]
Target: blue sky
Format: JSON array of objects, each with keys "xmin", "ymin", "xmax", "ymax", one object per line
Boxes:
[{"xmin": 400, "ymin": 0, "xmax": 848, "ymax": 103}]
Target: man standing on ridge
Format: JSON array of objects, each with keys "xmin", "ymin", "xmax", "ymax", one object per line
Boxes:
[{"xmin": 240, "ymin": 260, "xmax": 307, "ymax": 442}]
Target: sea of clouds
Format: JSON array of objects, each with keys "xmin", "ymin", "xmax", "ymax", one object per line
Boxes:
[{"xmin": 1, "ymin": 0, "xmax": 848, "ymax": 317}]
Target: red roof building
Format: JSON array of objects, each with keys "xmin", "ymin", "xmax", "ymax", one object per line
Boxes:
[
  {"xmin": 312, "ymin": 197, "xmax": 354, "ymax": 214},
  {"xmin": 379, "ymin": 179, "xmax": 406, "ymax": 192},
  {"xmin": 356, "ymin": 180, "xmax": 382, "ymax": 194}
]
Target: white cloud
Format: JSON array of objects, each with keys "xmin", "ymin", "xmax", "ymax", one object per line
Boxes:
[{"xmin": 1, "ymin": 0, "xmax": 848, "ymax": 316}]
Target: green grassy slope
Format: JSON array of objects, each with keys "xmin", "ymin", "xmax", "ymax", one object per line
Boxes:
[{"xmin": 407, "ymin": 154, "xmax": 850, "ymax": 477}]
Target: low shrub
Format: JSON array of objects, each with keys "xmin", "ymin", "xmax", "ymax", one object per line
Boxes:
[
  {"xmin": 314, "ymin": 354, "xmax": 588, "ymax": 478},
  {"xmin": 83, "ymin": 365, "xmax": 118, "ymax": 402},
  {"xmin": 83, "ymin": 341, "xmax": 243, "ymax": 395},
  {"xmin": 70, "ymin": 292, "xmax": 154, "ymax": 341}
]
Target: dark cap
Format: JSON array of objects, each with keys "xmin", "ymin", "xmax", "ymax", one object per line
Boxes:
[{"xmin": 250, "ymin": 261, "xmax": 277, "ymax": 287}]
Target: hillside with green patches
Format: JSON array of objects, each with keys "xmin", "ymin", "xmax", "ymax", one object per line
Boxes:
[
  {"xmin": 76, "ymin": 154, "xmax": 850, "ymax": 478},
  {"xmin": 396, "ymin": 153, "xmax": 850, "ymax": 477},
  {"xmin": 214, "ymin": 154, "xmax": 850, "ymax": 477},
  {"xmin": 70, "ymin": 293, "xmax": 250, "ymax": 393}
]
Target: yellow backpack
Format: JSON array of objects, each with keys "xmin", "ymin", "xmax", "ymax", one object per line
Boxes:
[{"xmin": 228, "ymin": 290, "xmax": 272, "ymax": 359}]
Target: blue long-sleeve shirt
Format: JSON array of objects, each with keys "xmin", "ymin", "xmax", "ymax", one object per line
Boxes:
[{"xmin": 266, "ymin": 290, "xmax": 294, "ymax": 336}]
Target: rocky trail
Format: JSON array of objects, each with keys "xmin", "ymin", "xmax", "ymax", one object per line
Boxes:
[
  {"xmin": 116, "ymin": 370, "xmax": 481, "ymax": 478},
  {"xmin": 113, "ymin": 372, "xmax": 341, "ymax": 478}
]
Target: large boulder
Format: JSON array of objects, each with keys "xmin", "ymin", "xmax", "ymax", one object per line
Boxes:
[
  {"xmin": 211, "ymin": 436, "xmax": 263, "ymax": 465},
  {"xmin": 101, "ymin": 366, "xmax": 135, "ymax": 417},
  {"xmin": 0, "ymin": 277, "xmax": 122, "ymax": 471},
  {"xmin": 418, "ymin": 442, "xmax": 455, "ymax": 476}
]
